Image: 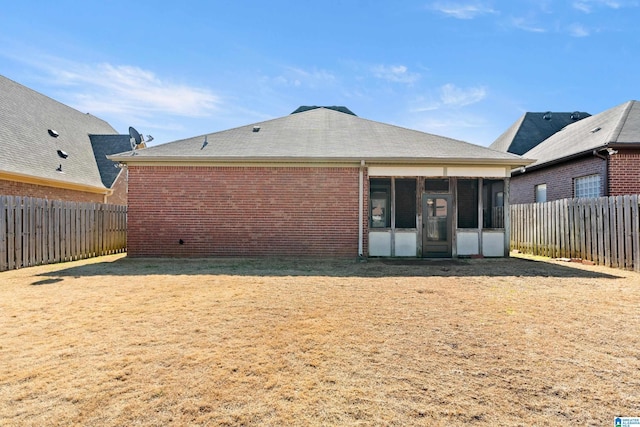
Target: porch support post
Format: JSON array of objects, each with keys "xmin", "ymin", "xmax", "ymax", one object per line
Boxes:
[
  {"xmin": 358, "ymin": 160, "xmax": 365, "ymax": 258},
  {"xmin": 504, "ymin": 177, "xmax": 511, "ymax": 257}
]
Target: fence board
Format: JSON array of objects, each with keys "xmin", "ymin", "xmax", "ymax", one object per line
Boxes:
[
  {"xmin": 512, "ymin": 195, "xmax": 640, "ymax": 271},
  {"xmin": 0, "ymin": 196, "xmax": 127, "ymax": 271},
  {"xmin": 0, "ymin": 196, "xmax": 7, "ymax": 271}
]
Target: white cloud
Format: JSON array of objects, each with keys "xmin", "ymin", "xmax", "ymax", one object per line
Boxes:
[
  {"xmin": 573, "ymin": 0, "xmax": 637, "ymax": 12},
  {"xmin": 569, "ymin": 23, "xmax": 590, "ymax": 37},
  {"xmin": 440, "ymin": 83, "xmax": 487, "ymax": 107},
  {"xmin": 49, "ymin": 63, "xmax": 220, "ymax": 119},
  {"xmin": 430, "ymin": 1, "xmax": 497, "ymax": 19},
  {"xmin": 510, "ymin": 17, "xmax": 547, "ymax": 33},
  {"xmin": 371, "ymin": 65, "xmax": 421, "ymax": 84},
  {"xmin": 277, "ymin": 66, "xmax": 336, "ymax": 88}
]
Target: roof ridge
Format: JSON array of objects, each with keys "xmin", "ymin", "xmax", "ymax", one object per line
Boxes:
[{"xmin": 607, "ymin": 100, "xmax": 635, "ymax": 144}]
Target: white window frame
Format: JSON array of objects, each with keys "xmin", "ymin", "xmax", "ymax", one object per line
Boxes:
[{"xmin": 535, "ymin": 184, "xmax": 547, "ymax": 203}]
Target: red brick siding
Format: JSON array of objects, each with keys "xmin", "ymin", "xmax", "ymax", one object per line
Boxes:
[
  {"xmin": 0, "ymin": 179, "xmax": 105, "ymax": 203},
  {"xmin": 127, "ymin": 166, "xmax": 365, "ymax": 257},
  {"xmin": 510, "ymin": 156, "xmax": 606, "ymax": 204},
  {"xmin": 608, "ymin": 149, "xmax": 640, "ymax": 196},
  {"xmin": 105, "ymin": 170, "xmax": 128, "ymax": 206}
]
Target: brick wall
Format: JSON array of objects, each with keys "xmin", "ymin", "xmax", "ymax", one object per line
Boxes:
[
  {"xmin": 510, "ymin": 155, "xmax": 606, "ymax": 204},
  {"xmin": 608, "ymin": 149, "xmax": 640, "ymax": 195},
  {"xmin": 127, "ymin": 165, "xmax": 366, "ymax": 257},
  {"xmin": 0, "ymin": 179, "xmax": 105, "ymax": 203},
  {"xmin": 105, "ymin": 170, "xmax": 128, "ymax": 206}
]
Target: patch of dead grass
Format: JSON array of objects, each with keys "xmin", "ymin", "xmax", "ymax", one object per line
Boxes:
[{"xmin": 1, "ymin": 254, "xmax": 639, "ymax": 426}]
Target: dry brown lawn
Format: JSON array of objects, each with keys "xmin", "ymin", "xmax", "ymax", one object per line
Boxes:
[{"xmin": 1, "ymin": 254, "xmax": 639, "ymax": 426}]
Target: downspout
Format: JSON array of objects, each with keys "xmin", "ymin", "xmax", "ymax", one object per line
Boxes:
[
  {"xmin": 593, "ymin": 149, "xmax": 609, "ymax": 196},
  {"xmin": 358, "ymin": 160, "xmax": 365, "ymax": 258}
]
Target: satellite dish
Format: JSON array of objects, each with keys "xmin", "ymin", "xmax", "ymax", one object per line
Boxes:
[{"xmin": 128, "ymin": 126, "xmax": 144, "ymax": 150}]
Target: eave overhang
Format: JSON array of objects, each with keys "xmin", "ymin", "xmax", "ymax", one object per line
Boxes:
[{"xmin": 0, "ymin": 170, "xmax": 112, "ymax": 195}]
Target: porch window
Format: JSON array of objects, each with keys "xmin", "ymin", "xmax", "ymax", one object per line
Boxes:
[
  {"xmin": 425, "ymin": 178, "xmax": 449, "ymax": 193},
  {"xmin": 395, "ymin": 179, "xmax": 416, "ymax": 228},
  {"xmin": 483, "ymin": 179, "xmax": 505, "ymax": 229},
  {"xmin": 457, "ymin": 179, "xmax": 478, "ymax": 228},
  {"xmin": 370, "ymin": 178, "xmax": 391, "ymax": 228}
]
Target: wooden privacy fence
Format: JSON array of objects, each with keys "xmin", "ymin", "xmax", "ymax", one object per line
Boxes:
[
  {"xmin": 0, "ymin": 196, "xmax": 127, "ymax": 271},
  {"xmin": 510, "ymin": 195, "xmax": 640, "ymax": 271}
]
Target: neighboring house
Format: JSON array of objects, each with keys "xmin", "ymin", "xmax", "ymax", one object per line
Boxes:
[
  {"xmin": 490, "ymin": 111, "xmax": 590, "ymax": 155},
  {"xmin": 110, "ymin": 106, "xmax": 531, "ymax": 258},
  {"xmin": 0, "ymin": 74, "xmax": 131, "ymax": 204},
  {"xmin": 503, "ymin": 100, "xmax": 640, "ymax": 204}
]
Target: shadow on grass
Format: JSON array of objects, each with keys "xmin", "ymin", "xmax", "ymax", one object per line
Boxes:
[{"xmin": 35, "ymin": 255, "xmax": 622, "ymax": 280}]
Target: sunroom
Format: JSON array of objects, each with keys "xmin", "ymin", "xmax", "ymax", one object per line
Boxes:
[{"xmin": 368, "ymin": 167, "xmax": 509, "ymax": 258}]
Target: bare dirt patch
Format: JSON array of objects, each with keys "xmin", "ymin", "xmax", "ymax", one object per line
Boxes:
[{"xmin": 1, "ymin": 254, "xmax": 639, "ymax": 426}]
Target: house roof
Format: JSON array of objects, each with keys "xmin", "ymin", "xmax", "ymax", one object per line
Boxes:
[
  {"xmin": 490, "ymin": 111, "xmax": 590, "ymax": 155},
  {"xmin": 522, "ymin": 100, "xmax": 640, "ymax": 169},
  {"xmin": 89, "ymin": 135, "xmax": 132, "ymax": 187},
  {"xmin": 111, "ymin": 107, "xmax": 531, "ymax": 167},
  {"xmin": 0, "ymin": 74, "xmax": 118, "ymax": 191},
  {"xmin": 291, "ymin": 105, "xmax": 357, "ymax": 116}
]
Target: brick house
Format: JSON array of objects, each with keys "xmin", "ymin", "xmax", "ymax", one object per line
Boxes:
[
  {"xmin": 111, "ymin": 107, "xmax": 531, "ymax": 258},
  {"xmin": 0, "ymin": 74, "xmax": 132, "ymax": 204},
  {"xmin": 499, "ymin": 100, "xmax": 640, "ymax": 204}
]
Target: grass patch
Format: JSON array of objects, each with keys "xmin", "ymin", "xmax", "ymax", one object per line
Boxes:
[{"xmin": 0, "ymin": 254, "xmax": 638, "ymax": 425}]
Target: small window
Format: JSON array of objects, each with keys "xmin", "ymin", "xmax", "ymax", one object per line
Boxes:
[
  {"xmin": 574, "ymin": 175, "xmax": 600, "ymax": 198},
  {"xmin": 457, "ymin": 179, "xmax": 478, "ymax": 228},
  {"xmin": 425, "ymin": 178, "xmax": 450, "ymax": 193},
  {"xmin": 535, "ymin": 184, "xmax": 547, "ymax": 203}
]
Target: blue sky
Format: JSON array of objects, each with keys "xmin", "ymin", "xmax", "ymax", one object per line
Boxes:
[{"xmin": 1, "ymin": 1, "xmax": 639, "ymax": 147}]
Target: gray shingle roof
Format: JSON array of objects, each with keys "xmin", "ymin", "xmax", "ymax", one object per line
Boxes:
[
  {"xmin": 89, "ymin": 135, "xmax": 131, "ymax": 187},
  {"xmin": 523, "ymin": 100, "xmax": 640, "ymax": 169},
  {"xmin": 0, "ymin": 74, "xmax": 117, "ymax": 190},
  {"xmin": 112, "ymin": 107, "xmax": 530, "ymax": 166},
  {"xmin": 490, "ymin": 111, "xmax": 591, "ymax": 155}
]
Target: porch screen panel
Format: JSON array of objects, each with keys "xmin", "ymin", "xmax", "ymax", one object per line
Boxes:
[
  {"xmin": 457, "ymin": 179, "xmax": 479, "ymax": 228},
  {"xmin": 395, "ymin": 179, "xmax": 416, "ymax": 228}
]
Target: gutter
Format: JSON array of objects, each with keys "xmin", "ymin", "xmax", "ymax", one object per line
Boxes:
[{"xmin": 107, "ymin": 154, "xmax": 533, "ymax": 168}]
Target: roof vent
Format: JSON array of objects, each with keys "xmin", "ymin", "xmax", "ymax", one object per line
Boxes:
[
  {"xmin": 590, "ymin": 127, "xmax": 602, "ymax": 133},
  {"xmin": 570, "ymin": 111, "xmax": 581, "ymax": 120},
  {"xmin": 542, "ymin": 112, "xmax": 552, "ymax": 121},
  {"xmin": 57, "ymin": 149, "xmax": 68, "ymax": 159},
  {"xmin": 253, "ymin": 126, "xmax": 261, "ymax": 133},
  {"xmin": 48, "ymin": 129, "xmax": 59, "ymax": 138}
]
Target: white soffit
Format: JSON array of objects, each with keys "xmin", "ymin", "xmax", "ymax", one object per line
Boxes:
[
  {"xmin": 368, "ymin": 166, "xmax": 444, "ymax": 177},
  {"xmin": 446, "ymin": 166, "xmax": 509, "ymax": 178}
]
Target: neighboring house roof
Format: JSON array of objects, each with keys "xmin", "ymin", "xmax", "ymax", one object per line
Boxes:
[
  {"xmin": 291, "ymin": 105, "xmax": 357, "ymax": 116},
  {"xmin": 0, "ymin": 74, "xmax": 129, "ymax": 194},
  {"xmin": 522, "ymin": 100, "xmax": 640, "ymax": 170},
  {"xmin": 490, "ymin": 111, "xmax": 590, "ymax": 155},
  {"xmin": 111, "ymin": 107, "xmax": 531, "ymax": 167},
  {"xmin": 89, "ymin": 135, "xmax": 132, "ymax": 187}
]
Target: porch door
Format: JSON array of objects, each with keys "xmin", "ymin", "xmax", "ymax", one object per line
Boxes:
[{"xmin": 422, "ymin": 194, "xmax": 452, "ymax": 258}]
